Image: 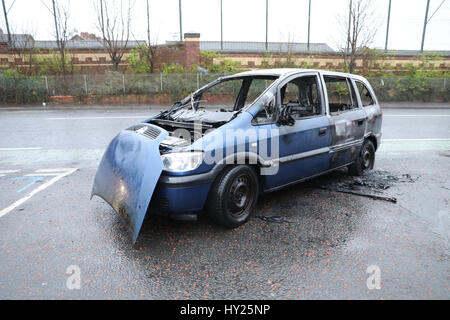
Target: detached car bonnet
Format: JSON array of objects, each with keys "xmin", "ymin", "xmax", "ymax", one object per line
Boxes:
[{"xmin": 91, "ymin": 124, "xmax": 169, "ymax": 244}]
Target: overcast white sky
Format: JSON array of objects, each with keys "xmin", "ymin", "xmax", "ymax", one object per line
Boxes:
[{"xmin": 2, "ymin": 0, "xmax": 450, "ymax": 50}]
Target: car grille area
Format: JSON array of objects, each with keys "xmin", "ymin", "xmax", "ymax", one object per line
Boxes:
[{"xmin": 127, "ymin": 124, "xmax": 161, "ymax": 140}]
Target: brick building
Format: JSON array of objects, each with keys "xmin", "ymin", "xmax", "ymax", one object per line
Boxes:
[
  {"xmin": 0, "ymin": 28, "xmax": 449, "ymax": 74},
  {"xmin": 0, "ymin": 29, "xmax": 201, "ymax": 74},
  {"xmin": 203, "ymin": 40, "xmax": 450, "ymax": 73}
]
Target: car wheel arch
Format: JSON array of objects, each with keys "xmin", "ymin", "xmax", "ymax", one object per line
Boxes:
[{"xmin": 366, "ymin": 135, "xmax": 378, "ymax": 151}]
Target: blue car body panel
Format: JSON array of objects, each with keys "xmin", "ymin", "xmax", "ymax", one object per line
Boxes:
[
  {"xmin": 150, "ymin": 183, "xmax": 212, "ymax": 214},
  {"xmin": 262, "ymin": 116, "xmax": 331, "ymax": 189},
  {"xmin": 91, "ymin": 125, "xmax": 168, "ymax": 243}
]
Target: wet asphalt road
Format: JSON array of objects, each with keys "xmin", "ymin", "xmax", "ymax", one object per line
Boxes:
[{"xmin": 0, "ymin": 104, "xmax": 449, "ymax": 299}]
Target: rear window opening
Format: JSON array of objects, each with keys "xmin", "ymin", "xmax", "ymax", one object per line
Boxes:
[{"xmin": 324, "ymin": 76, "xmax": 358, "ymax": 114}]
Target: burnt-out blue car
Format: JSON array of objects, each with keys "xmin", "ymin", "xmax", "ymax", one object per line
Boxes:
[{"xmin": 92, "ymin": 69, "xmax": 382, "ymax": 243}]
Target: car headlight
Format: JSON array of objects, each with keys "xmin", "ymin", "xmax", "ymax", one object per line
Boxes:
[{"xmin": 161, "ymin": 151, "xmax": 204, "ymax": 172}]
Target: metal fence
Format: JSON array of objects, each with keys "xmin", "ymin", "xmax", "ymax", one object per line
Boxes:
[{"xmin": 0, "ymin": 73, "xmax": 449, "ymax": 104}]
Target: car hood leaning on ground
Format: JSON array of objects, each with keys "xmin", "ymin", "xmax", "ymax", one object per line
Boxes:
[{"xmin": 91, "ymin": 123, "xmax": 169, "ymax": 244}]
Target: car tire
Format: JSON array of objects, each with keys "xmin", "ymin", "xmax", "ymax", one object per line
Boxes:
[
  {"xmin": 348, "ymin": 140, "xmax": 375, "ymax": 176},
  {"xmin": 207, "ymin": 165, "xmax": 259, "ymax": 228}
]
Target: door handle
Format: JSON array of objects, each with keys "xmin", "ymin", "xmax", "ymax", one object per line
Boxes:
[{"xmin": 318, "ymin": 128, "xmax": 327, "ymax": 136}]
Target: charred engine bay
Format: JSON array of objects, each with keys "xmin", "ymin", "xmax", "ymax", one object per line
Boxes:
[
  {"xmin": 149, "ymin": 118, "xmax": 214, "ymax": 149},
  {"xmin": 149, "ymin": 107, "xmax": 236, "ymax": 149}
]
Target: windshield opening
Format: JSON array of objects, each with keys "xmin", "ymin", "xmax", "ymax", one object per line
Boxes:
[
  {"xmin": 156, "ymin": 75, "xmax": 278, "ymax": 126},
  {"xmin": 184, "ymin": 76, "xmax": 277, "ymax": 111}
]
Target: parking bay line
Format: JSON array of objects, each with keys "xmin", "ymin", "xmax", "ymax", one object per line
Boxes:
[
  {"xmin": 0, "ymin": 147, "xmax": 42, "ymax": 151},
  {"xmin": 9, "ymin": 176, "xmax": 44, "ymax": 193},
  {"xmin": 0, "ymin": 170, "xmax": 20, "ymax": 174},
  {"xmin": 0, "ymin": 170, "xmax": 20, "ymax": 177},
  {"xmin": 384, "ymin": 115, "xmax": 450, "ymax": 117},
  {"xmin": 46, "ymin": 116, "xmax": 147, "ymax": 120},
  {"xmin": 0, "ymin": 168, "xmax": 77, "ymax": 218},
  {"xmin": 35, "ymin": 168, "xmax": 78, "ymax": 173},
  {"xmin": 382, "ymin": 138, "xmax": 450, "ymax": 142}
]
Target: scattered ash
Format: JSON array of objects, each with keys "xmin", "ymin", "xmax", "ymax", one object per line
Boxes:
[
  {"xmin": 255, "ymin": 215, "xmax": 291, "ymax": 224},
  {"xmin": 327, "ymin": 171, "xmax": 418, "ymax": 194},
  {"xmin": 255, "ymin": 170, "xmax": 419, "ymax": 224},
  {"xmin": 310, "ymin": 170, "xmax": 419, "ymax": 203}
]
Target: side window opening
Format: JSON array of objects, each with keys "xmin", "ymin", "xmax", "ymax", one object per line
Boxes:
[
  {"xmin": 252, "ymin": 89, "xmax": 277, "ymax": 125},
  {"xmin": 250, "ymin": 77, "xmax": 279, "ymax": 125},
  {"xmin": 280, "ymin": 75, "xmax": 322, "ymax": 119},
  {"xmin": 245, "ymin": 78, "xmax": 276, "ymax": 105},
  {"xmin": 356, "ymin": 81, "xmax": 375, "ymax": 107},
  {"xmin": 324, "ymin": 76, "xmax": 358, "ymax": 115}
]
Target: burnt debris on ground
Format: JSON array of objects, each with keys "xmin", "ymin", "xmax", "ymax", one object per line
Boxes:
[
  {"xmin": 311, "ymin": 170, "xmax": 419, "ymax": 204},
  {"xmin": 255, "ymin": 215, "xmax": 292, "ymax": 224}
]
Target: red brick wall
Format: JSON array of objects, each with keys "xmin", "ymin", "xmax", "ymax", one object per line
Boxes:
[
  {"xmin": 185, "ymin": 40, "xmax": 200, "ymax": 69},
  {"xmin": 153, "ymin": 43, "xmax": 186, "ymax": 71}
]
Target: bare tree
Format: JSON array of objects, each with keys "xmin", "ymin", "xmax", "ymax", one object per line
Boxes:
[
  {"xmin": 50, "ymin": 0, "xmax": 72, "ymax": 74},
  {"xmin": 141, "ymin": 0, "xmax": 158, "ymax": 73},
  {"xmin": 1, "ymin": 1, "xmax": 39, "ymax": 75},
  {"xmin": 1, "ymin": 0, "xmax": 12, "ymax": 46},
  {"xmin": 338, "ymin": 0, "xmax": 378, "ymax": 73},
  {"xmin": 95, "ymin": 0, "xmax": 133, "ymax": 71},
  {"xmin": 10, "ymin": 28, "xmax": 39, "ymax": 76}
]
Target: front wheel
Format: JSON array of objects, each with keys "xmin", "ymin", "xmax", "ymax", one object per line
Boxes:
[
  {"xmin": 207, "ymin": 165, "xmax": 259, "ymax": 228},
  {"xmin": 348, "ymin": 140, "xmax": 375, "ymax": 176}
]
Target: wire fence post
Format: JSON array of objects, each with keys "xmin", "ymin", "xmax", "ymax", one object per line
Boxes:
[
  {"xmin": 444, "ymin": 78, "xmax": 446, "ymax": 90},
  {"xmin": 122, "ymin": 74, "xmax": 126, "ymax": 94},
  {"xmin": 84, "ymin": 74, "xmax": 88, "ymax": 95},
  {"xmin": 45, "ymin": 76, "xmax": 49, "ymax": 95},
  {"xmin": 160, "ymin": 73, "xmax": 163, "ymax": 93},
  {"xmin": 196, "ymin": 73, "xmax": 200, "ymax": 89}
]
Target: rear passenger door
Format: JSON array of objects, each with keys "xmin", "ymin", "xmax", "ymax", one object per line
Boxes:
[{"xmin": 323, "ymin": 75, "xmax": 366, "ymax": 169}]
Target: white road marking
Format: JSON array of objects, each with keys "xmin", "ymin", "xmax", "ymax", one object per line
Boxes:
[
  {"xmin": 382, "ymin": 138, "xmax": 450, "ymax": 142},
  {"xmin": 46, "ymin": 116, "xmax": 147, "ymax": 120},
  {"xmin": 0, "ymin": 168, "xmax": 77, "ymax": 218},
  {"xmin": 0, "ymin": 174, "xmax": 5, "ymax": 177},
  {"xmin": 35, "ymin": 168, "xmax": 76, "ymax": 173},
  {"xmin": 0, "ymin": 147, "xmax": 42, "ymax": 151},
  {"xmin": 25, "ymin": 173, "xmax": 62, "ymax": 177},
  {"xmin": 0, "ymin": 170, "xmax": 20, "ymax": 174},
  {"xmin": 384, "ymin": 114, "xmax": 450, "ymax": 117}
]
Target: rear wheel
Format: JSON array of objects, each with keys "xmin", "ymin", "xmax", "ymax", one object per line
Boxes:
[
  {"xmin": 207, "ymin": 165, "xmax": 259, "ymax": 228},
  {"xmin": 348, "ymin": 140, "xmax": 375, "ymax": 176}
]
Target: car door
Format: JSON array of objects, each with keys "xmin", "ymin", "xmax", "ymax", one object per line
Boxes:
[
  {"xmin": 322, "ymin": 74, "xmax": 366, "ymax": 169},
  {"xmin": 263, "ymin": 72, "xmax": 331, "ymax": 190}
]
